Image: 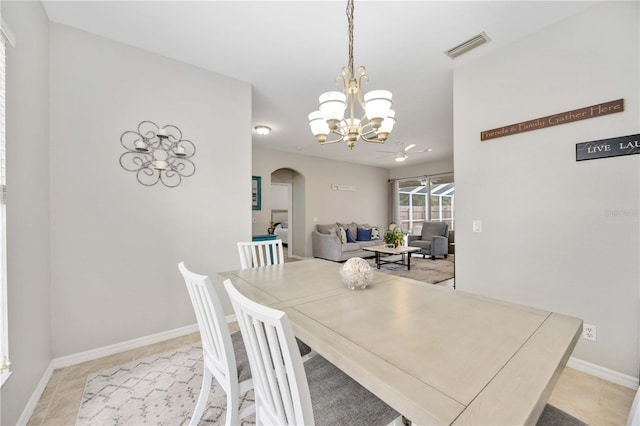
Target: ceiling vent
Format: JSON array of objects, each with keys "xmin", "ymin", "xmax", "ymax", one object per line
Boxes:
[{"xmin": 445, "ymin": 32, "xmax": 490, "ymax": 59}]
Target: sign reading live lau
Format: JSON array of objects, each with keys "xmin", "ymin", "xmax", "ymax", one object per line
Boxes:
[
  {"xmin": 481, "ymin": 99, "xmax": 624, "ymax": 141},
  {"xmin": 576, "ymin": 133, "xmax": 640, "ymax": 161}
]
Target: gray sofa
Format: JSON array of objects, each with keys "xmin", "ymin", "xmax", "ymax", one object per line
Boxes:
[
  {"xmin": 408, "ymin": 221, "xmax": 449, "ymax": 259},
  {"xmin": 311, "ymin": 222, "xmax": 382, "ymax": 262}
]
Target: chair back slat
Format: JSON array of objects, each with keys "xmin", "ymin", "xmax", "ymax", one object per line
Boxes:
[
  {"xmin": 224, "ymin": 279, "xmax": 314, "ymax": 425},
  {"xmin": 179, "ymin": 263, "xmax": 237, "ymax": 390},
  {"xmin": 237, "ymin": 239, "xmax": 285, "ymax": 269}
]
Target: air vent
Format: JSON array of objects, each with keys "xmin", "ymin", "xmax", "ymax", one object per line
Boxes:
[{"xmin": 445, "ymin": 32, "xmax": 490, "ymax": 58}]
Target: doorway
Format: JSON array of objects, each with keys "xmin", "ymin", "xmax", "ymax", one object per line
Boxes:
[{"xmin": 271, "ymin": 168, "xmax": 305, "ymax": 258}]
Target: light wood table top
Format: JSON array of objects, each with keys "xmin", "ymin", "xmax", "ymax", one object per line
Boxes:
[
  {"xmin": 362, "ymin": 244, "xmax": 421, "ymax": 255},
  {"xmin": 218, "ymin": 258, "xmax": 582, "ymax": 425}
]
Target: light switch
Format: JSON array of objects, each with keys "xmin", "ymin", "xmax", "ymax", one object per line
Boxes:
[{"xmin": 473, "ymin": 220, "xmax": 482, "ymax": 233}]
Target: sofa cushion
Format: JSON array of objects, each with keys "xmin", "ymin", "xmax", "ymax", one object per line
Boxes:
[
  {"xmin": 342, "ymin": 242, "xmax": 361, "ymax": 253},
  {"xmin": 357, "ymin": 223, "xmax": 371, "ymax": 229},
  {"xmin": 356, "ymin": 228, "xmax": 372, "ymax": 241},
  {"xmin": 359, "ymin": 240, "xmax": 377, "ymax": 248},
  {"xmin": 346, "ymin": 228, "xmax": 356, "ymax": 243},
  {"xmin": 317, "ymin": 223, "xmax": 337, "ymax": 234}
]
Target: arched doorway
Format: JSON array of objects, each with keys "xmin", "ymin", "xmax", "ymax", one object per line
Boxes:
[{"xmin": 270, "ymin": 168, "xmax": 305, "ymax": 258}]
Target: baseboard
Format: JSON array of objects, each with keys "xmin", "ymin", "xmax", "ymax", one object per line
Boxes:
[
  {"xmin": 50, "ymin": 324, "xmax": 199, "ymax": 369},
  {"xmin": 568, "ymin": 356, "xmax": 639, "ymax": 390},
  {"xmin": 16, "ymin": 362, "xmax": 54, "ymax": 426}
]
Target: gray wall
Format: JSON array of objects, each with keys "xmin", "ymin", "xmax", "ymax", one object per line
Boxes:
[
  {"xmin": 454, "ymin": 2, "xmax": 639, "ymax": 376},
  {"xmin": 49, "ymin": 24, "xmax": 252, "ymax": 357},
  {"xmin": 2, "ymin": 1, "xmax": 51, "ymax": 424},
  {"xmin": 252, "ymin": 146, "xmax": 389, "ymax": 257}
]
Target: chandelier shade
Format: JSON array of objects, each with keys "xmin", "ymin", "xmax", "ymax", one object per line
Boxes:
[{"xmin": 308, "ymin": 0, "xmax": 397, "ymax": 150}]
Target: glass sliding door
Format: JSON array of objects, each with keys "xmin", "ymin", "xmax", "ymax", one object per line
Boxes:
[{"xmin": 398, "ymin": 174, "xmax": 454, "ymax": 235}]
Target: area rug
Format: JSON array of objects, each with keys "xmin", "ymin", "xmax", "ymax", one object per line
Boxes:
[
  {"xmin": 76, "ymin": 344, "xmax": 584, "ymax": 426},
  {"xmin": 369, "ymin": 254, "xmax": 455, "ymax": 284},
  {"xmin": 76, "ymin": 345, "xmax": 255, "ymax": 425}
]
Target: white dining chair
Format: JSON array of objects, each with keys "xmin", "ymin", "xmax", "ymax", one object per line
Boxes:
[
  {"xmin": 237, "ymin": 239, "xmax": 285, "ymax": 269},
  {"xmin": 178, "ymin": 262, "xmax": 254, "ymax": 426},
  {"xmin": 223, "ymin": 279, "xmax": 402, "ymax": 426}
]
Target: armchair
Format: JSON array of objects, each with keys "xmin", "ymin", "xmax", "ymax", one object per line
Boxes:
[{"xmin": 408, "ymin": 221, "xmax": 449, "ymax": 259}]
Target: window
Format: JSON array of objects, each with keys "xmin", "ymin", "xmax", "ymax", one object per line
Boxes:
[
  {"xmin": 0, "ymin": 16, "xmax": 14, "ymax": 386},
  {"xmin": 398, "ymin": 174, "xmax": 454, "ymax": 235}
]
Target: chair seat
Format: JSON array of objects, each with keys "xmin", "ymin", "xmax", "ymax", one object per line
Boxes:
[
  {"xmin": 305, "ymin": 355, "xmax": 399, "ymax": 426},
  {"xmin": 409, "ymin": 240, "xmax": 431, "ymax": 250},
  {"xmin": 230, "ymin": 331, "xmax": 252, "ymax": 382},
  {"xmin": 231, "ymin": 331, "xmax": 312, "ymax": 382}
]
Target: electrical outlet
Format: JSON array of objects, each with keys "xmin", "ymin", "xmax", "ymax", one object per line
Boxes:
[{"xmin": 583, "ymin": 324, "xmax": 597, "ymax": 341}]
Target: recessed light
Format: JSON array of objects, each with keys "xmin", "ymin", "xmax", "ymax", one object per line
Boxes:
[{"xmin": 254, "ymin": 125, "xmax": 271, "ymax": 136}]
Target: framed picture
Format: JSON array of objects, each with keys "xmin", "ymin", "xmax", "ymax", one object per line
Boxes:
[{"xmin": 252, "ymin": 176, "xmax": 261, "ymax": 210}]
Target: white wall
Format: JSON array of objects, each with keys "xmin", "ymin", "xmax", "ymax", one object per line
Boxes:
[
  {"xmin": 252, "ymin": 146, "xmax": 389, "ymax": 257},
  {"xmin": 454, "ymin": 2, "xmax": 639, "ymax": 377},
  {"xmin": 49, "ymin": 24, "xmax": 251, "ymax": 357},
  {"xmin": 1, "ymin": 2, "xmax": 51, "ymax": 424}
]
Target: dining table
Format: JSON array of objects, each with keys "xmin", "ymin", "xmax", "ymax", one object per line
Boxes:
[{"xmin": 217, "ymin": 258, "xmax": 582, "ymax": 425}]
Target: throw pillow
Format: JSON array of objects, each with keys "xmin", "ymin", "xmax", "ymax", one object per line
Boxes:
[
  {"xmin": 371, "ymin": 227, "xmax": 380, "ymax": 240},
  {"xmin": 338, "ymin": 226, "xmax": 347, "ymax": 244},
  {"xmin": 337, "ymin": 222, "xmax": 358, "ymax": 242},
  {"xmin": 356, "ymin": 228, "xmax": 372, "ymax": 241},
  {"xmin": 346, "ymin": 228, "xmax": 356, "ymax": 243}
]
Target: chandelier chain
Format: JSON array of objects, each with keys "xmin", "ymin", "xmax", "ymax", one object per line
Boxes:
[{"xmin": 347, "ymin": 0, "xmax": 354, "ymax": 77}]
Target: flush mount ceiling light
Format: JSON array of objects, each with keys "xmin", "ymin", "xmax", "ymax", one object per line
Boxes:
[
  {"xmin": 308, "ymin": 0, "xmax": 396, "ymax": 150},
  {"xmin": 119, "ymin": 121, "xmax": 196, "ymax": 188},
  {"xmin": 254, "ymin": 125, "xmax": 271, "ymax": 136}
]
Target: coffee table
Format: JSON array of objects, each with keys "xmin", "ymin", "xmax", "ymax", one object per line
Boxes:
[{"xmin": 363, "ymin": 244, "xmax": 421, "ymax": 270}]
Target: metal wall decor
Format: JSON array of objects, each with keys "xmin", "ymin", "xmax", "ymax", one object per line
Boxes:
[{"xmin": 119, "ymin": 121, "xmax": 196, "ymax": 188}]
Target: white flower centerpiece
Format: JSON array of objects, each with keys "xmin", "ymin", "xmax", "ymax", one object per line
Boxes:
[{"xmin": 339, "ymin": 257, "xmax": 373, "ymax": 290}]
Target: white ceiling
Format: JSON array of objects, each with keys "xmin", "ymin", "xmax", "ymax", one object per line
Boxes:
[{"xmin": 42, "ymin": 0, "xmax": 598, "ymax": 168}]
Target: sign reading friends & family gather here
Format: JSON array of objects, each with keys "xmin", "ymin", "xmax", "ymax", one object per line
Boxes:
[
  {"xmin": 480, "ymin": 99, "xmax": 624, "ymax": 141},
  {"xmin": 576, "ymin": 133, "xmax": 640, "ymax": 161}
]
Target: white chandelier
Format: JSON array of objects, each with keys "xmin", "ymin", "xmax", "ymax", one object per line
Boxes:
[
  {"xmin": 308, "ymin": 0, "xmax": 396, "ymax": 150},
  {"xmin": 119, "ymin": 121, "xmax": 196, "ymax": 188}
]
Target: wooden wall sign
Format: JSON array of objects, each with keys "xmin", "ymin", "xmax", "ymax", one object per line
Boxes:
[
  {"xmin": 576, "ymin": 133, "xmax": 640, "ymax": 161},
  {"xmin": 481, "ymin": 99, "xmax": 624, "ymax": 141}
]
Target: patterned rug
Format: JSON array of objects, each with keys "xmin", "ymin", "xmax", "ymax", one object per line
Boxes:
[
  {"xmin": 76, "ymin": 345, "xmax": 254, "ymax": 425},
  {"xmin": 76, "ymin": 343, "xmax": 584, "ymax": 426},
  {"xmin": 369, "ymin": 254, "xmax": 455, "ymax": 284}
]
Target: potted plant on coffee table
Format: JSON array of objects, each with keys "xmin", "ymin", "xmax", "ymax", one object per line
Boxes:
[{"xmin": 383, "ymin": 224, "xmax": 404, "ymax": 248}]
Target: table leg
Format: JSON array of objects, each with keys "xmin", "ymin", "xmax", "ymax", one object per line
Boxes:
[
  {"xmin": 408, "ymin": 253, "xmax": 411, "ymax": 270},
  {"xmin": 376, "ymin": 252, "xmax": 381, "ymax": 269}
]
